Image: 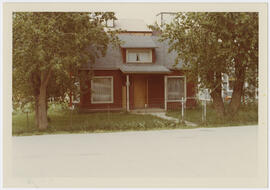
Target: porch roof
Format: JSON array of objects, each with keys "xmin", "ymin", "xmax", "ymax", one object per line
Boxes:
[{"xmin": 120, "ymin": 64, "xmax": 171, "ymax": 74}]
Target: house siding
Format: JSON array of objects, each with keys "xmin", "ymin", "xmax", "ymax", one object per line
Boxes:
[
  {"xmin": 121, "ymin": 48, "xmax": 126, "ymax": 63},
  {"xmin": 79, "ymin": 70, "xmax": 124, "ymax": 111},
  {"xmin": 79, "ymin": 70, "xmax": 196, "ymax": 111}
]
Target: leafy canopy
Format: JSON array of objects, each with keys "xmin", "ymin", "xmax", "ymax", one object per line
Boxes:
[
  {"xmin": 158, "ymin": 12, "xmax": 258, "ymax": 91},
  {"xmin": 13, "ymin": 12, "xmax": 119, "ymax": 110}
]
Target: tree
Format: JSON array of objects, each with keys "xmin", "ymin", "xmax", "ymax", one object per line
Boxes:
[
  {"xmin": 156, "ymin": 12, "xmax": 258, "ymax": 117},
  {"xmin": 13, "ymin": 12, "xmax": 119, "ymax": 130},
  {"xmin": 216, "ymin": 13, "xmax": 258, "ymax": 115}
]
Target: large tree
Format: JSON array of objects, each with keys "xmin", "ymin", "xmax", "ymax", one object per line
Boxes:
[
  {"xmin": 13, "ymin": 12, "xmax": 119, "ymax": 130},
  {"xmin": 157, "ymin": 12, "xmax": 258, "ymax": 117}
]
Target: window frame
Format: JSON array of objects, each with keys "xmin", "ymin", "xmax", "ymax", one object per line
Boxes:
[
  {"xmin": 166, "ymin": 76, "xmax": 186, "ymax": 102},
  {"xmin": 91, "ymin": 76, "xmax": 114, "ymax": 104},
  {"xmin": 126, "ymin": 49, "xmax": 153, "ymax": 63}
]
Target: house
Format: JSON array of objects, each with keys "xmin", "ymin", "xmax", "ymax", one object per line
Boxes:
[{"xmin": 78, "ymin": 19, "xmax": 196, "ymax": 112}]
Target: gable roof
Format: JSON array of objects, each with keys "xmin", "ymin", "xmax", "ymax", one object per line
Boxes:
[
  {"xmin": 81, "ymin": 34, "xmax": 184, "ymax": 71},
  {"xmin": 118, "ymin": 34, "xmax": 157, "ymax": 48}
]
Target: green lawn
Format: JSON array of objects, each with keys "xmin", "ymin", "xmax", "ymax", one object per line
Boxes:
[
  {"xmin": 13, "ymin": 111, "xmax": 189, "ymax": 136},
  {"xmin": 167, "ymin": 104, "xmax": 258, "ymax": 127},
  {"xmin": 13, "ymin": 103, "xmax": 258, "ymax": 136}
]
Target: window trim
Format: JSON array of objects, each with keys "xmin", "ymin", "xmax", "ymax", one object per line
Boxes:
[
  {"xmin": 166, "ymin": 76, "xmax": 186, "ymax": 102},
  {"xmin": 126, "ymin": 49, "xmax": 152, "ymax": 63},
  {"xmin": 91, "ymin": 76, "xmax": 114, "ymax": 104}
]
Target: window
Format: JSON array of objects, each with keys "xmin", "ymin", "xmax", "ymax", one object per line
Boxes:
[
  {"xmin": 127, "ymin": 49, "xmax": 152, "ymax": 63},
  {"xmin": 167, "ymin": 77, "xmax": 185, "ymax": 101},
  {"xmin": 91, "ymin": 76, "xmax": 113, "ymax": 104}
]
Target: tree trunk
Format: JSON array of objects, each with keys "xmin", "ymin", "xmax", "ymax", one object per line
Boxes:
[
  {"xmin": 209, "ymin": 71, "xmax": 225, "ymax": 118},
  {"xmin": 229, "ymin": 64, "xmax": 245, "ymax": 116},
  {"xmin": 34, "ymin": 96, "xmax": 39, "ymax": 127},
  {"xmin": 37, "ymin": 84, "xmax": 48, "ymax": 130},
  {"xmin": 35, "ymin": 69, "xmax": 52, "ymax": 130},
  {"xmin": 211, "ymin": 86, "xmax": 225, "ymax": 118},
  {"xmin": 229, "ymin": 75, "xmax": 245, "ymax": 115}
]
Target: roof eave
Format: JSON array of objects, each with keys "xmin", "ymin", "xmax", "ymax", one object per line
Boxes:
[{"xmin": 120, "ymin": 46, "xmax": 158, "ymax": 48}]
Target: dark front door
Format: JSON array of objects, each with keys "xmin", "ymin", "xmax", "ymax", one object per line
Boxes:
[{"xmin": 133, "ymin": 76, "xmax": 147, "ymax": 109}]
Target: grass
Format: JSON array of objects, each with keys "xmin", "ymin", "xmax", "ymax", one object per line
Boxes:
[
  {"xmin": 166, "ymin": 103, "xmax": 258, "ymax": 127},
  {"xmin": 12, "ymin": 111, "xmax": 191, "ymax": 136},
  {"xmin": 13, "ymin": 103, "xmax": 258, "ymax": 136}
]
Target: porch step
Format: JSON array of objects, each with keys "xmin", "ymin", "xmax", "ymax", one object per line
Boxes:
[{"xmin": 130, "ymin": 108, "xmax": 165, "ymax": 113}]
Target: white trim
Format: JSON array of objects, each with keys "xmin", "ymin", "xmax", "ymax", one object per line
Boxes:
[
  {"xmin": 91, "ymin": 76, "xmax": 114, "ymax": 104},
  {"xmin": 126, "ymin": 75, "xmax": 130, "ymax": 112},
  {"xmin": 126, "ymin": 49, "xmax": 152, "ymax": 63},
  {"xmin": 166, "ymin": 76, "xmax": 186, "ymax": 102}
]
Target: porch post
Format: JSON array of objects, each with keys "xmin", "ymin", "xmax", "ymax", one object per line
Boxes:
[
  {"xmin": 164, "ymin": 75, "xmax": 167, "ymax": 111},
  {"xmin": 126, "ymin": 75, "xmax": 130, "ymax": 112}
]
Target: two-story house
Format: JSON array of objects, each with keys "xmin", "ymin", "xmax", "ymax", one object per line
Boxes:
[{"xmin": 78, "ymin": 19, "xmax": 196, "ymax": 112}]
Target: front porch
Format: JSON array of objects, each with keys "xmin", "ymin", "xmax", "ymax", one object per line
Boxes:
[{"xmin": 123, "ymin": 74, "xmax": 166, "ymax": 112}]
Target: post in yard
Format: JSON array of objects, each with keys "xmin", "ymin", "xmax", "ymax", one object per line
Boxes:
[
  {"xmin": 181, "ymin": 97, "xmax": 184, "ymax": 123},
  {"xmin": 201, "ymin": 100, "xmax": 206, "ymax": 123}
]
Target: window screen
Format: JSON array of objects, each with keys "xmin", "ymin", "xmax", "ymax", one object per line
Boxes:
[
  {"xmin": 92, "ymin": 77, "xmax": 113, "ymax": 103},
  {"xmin": 167, "ymin": 77, "xmax": 185, "ymax": 101}
]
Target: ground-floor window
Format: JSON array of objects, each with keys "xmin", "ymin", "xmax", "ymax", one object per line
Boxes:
[
  {"xmin": 167, "ymin": 76, "xmax": 185, "ymax": 101},
  {"xmin": 91, "ymin": 76, "xmax": 113, "ymax": 104}
]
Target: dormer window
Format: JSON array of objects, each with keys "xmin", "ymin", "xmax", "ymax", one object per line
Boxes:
[{"xmin": 126, "ymin": 49, "xmax": 152, "ymax": 63}]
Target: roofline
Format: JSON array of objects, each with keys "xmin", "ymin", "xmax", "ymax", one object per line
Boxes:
[
  {"xmin": 79, "ymin": 68, "xmax": 119, "ymax": 71},
  {"xmin": 119, "ymin": 31, "xmax": 152, "ymax": 33},
  {"xmin": 120, "ymin": 46, "xmax": 158, "ymax": 48},
  {"xmin": 121, "ymin": 71, "xmax": 172, "ymax": 74},
  {"xmin": 156, "ymin": 12, "xmax": 178, "ymax": 16},
  {"xmin": 79, "ymin": 68, "xmax": 187, "ymax": 72}
]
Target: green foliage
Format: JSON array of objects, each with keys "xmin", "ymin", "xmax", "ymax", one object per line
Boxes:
[
  {"xmin": 166, "ymin": 103, "xmax": 258, "ymax": 126},
  {"xmin": 12, "ymin": 111, "xmax": 183, "ymax": 136},
  {"xmin": 159, "ymin": 12, "xmax": 258, "ymax": 93},
  {"xmin": 12, "ymin": 12, "xmax": 120, "ymax": 110}
]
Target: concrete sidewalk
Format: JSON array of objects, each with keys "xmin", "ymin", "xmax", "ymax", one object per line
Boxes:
[{"xmin": 138, "ymin": 112, "xmax": 198, "ymax": 127}]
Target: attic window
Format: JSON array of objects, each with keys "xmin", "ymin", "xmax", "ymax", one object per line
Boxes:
[{"xmin": 126, "ymin": 49, "xmax": 152, "ymax": 63}]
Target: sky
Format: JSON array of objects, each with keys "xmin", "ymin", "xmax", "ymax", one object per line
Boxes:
[
  {"xmin": 115, "ymin": 8, "xmax": 159, "ymax": 25},
  {"xmin": 89, "ymin": 3, "xmax": 180, "ymax": 25}
]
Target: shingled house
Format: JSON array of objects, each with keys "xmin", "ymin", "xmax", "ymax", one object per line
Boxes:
[{"xmin": 79, "ymin": 19, "xmax": 196, "ymax": 112}]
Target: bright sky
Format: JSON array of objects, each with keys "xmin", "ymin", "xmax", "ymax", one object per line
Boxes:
[
  {"xmin": 93, "ymin": 3, "xmax": 177, "ymax": 25},
  {"xmin": 115, "ymin": 9, "xmax": 159, "ymax": 25}
]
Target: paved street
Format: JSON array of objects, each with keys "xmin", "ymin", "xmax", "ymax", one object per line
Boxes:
[{"xmin": 12, "ymin": 126, "xmax": 258, "ymax": 178}]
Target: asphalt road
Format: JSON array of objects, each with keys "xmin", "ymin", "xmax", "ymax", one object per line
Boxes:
[{"xmin": 12, "ymin": 125, "xmax": 258, "ymax": 178}]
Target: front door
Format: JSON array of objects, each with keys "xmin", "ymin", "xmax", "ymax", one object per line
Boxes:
[{"xmin": 133, "ymin": 76, "xmax": 147, "ymax": 109}]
